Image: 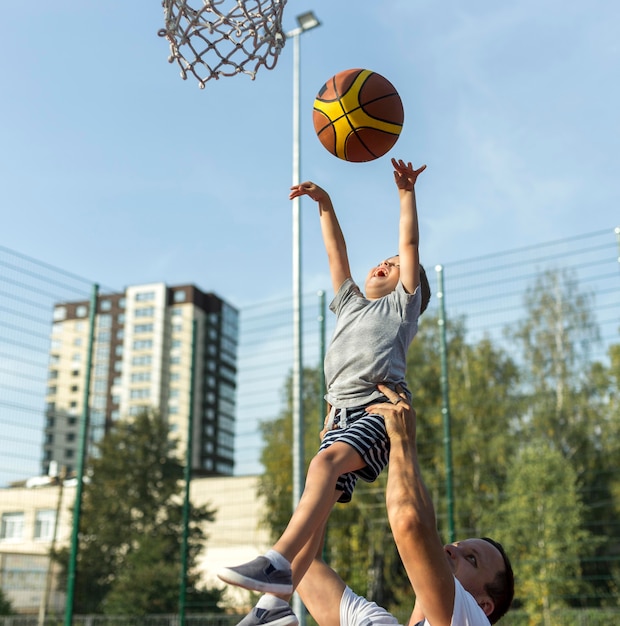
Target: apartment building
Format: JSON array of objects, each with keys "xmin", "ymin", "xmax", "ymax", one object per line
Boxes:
[{"xmin": 42, "ymin": 282, "xmax": 238, "ymax": 477}]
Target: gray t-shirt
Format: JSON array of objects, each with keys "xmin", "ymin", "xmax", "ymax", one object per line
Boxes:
[{"xmin": 324, "ymin": 277, "xmax": 421, "ymax": 408}]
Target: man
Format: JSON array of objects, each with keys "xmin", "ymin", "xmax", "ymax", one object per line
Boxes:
[{"xmin": 295, "ymin": 384, "xmax": 514, "ymax": 625}]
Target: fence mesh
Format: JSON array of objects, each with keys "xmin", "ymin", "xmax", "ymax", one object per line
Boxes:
[{"xmin": 0, "ymin": 227, "xmax": 618, "ymax": 621}]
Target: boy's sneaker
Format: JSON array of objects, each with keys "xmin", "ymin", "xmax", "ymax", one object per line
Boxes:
[
  {"xmin": 236, "ymin": 605, "xmax": 299, "ymax": 626},
  {"xmin": 218, "ymin": 556, "xmax": 293, "ymax": 594}
]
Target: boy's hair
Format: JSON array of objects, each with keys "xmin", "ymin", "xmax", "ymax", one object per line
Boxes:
[
  {"xmin": 481, "ymin": 537, "xmax": 515, "ymax": 624},
  {"xmin": 419, "ymin": 265, "xmax": 431, "ymax": 314}
]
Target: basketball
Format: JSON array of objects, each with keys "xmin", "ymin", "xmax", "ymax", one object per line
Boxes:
[{"xmin": 313, "ymin": 68, "xmax": 404, "ymax": 163}]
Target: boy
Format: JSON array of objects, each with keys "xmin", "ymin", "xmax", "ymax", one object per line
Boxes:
[{"xmin": 218, "ymin": 159, "xmax": 430, "ymax": 625}]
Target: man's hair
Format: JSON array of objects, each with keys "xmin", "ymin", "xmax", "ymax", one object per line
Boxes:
[
  {"xmin": 481, "ymin": 537, "xmax": 514, "ymax": 624},
  {"xmin": 419, "ymin": 264, "xmax": 431, "ymax": 315}
]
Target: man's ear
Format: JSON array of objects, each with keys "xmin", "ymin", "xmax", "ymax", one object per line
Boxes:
[{"xmin": 478, "ymin": 595, "xmax": 495, "ymax": 618}]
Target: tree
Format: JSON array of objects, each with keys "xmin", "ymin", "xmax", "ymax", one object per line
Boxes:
[
  {"xmin": 57, "ymin": 409, "xmax": 221, "ymax": 614},
  {"xmin": 499, "ymin": 442, "xmax": 593, "ymax": 623},
  {"xmin": 406, "ymin": 315, "xmax": 520, "ymax": 539},
  {"xmin": 0, "ymin": 587, "xmax": 13, "ymax": 615},
  {"xmin": 510, "ymin": 268, "xmax": 620, "ymax": 606},
  {"xmin": 510, "ymin": 267, "xmax": 600, "ymax": 466}
]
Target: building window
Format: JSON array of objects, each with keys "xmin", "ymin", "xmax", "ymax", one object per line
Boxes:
[
  {"xmin": 171, "ymin": 339, "xmax": 181, "ymax": 349},
  {"xmin": 53, "ymin": 307, "xmax": 67, "ymax": 321},
  {"xmin": 135, "ymin": 307, "xmax": 154, "ymax": 318},
  {"xmin": 133, "ymin": 339, "xmax": 153, "ymax": 350},
  {"xmin": 135, "ymin": 291, "xmax": 155, "ymax": 302},
  {"xmin": 98, "ymin": 314, "xmax": 112, "ymax": 329},
  {"xmin": 76, "ymin": 305, "xmax": 88, "ymax": 318},
  {"xmin": 130, "ymin": 388, "xmax": 150, "ymax": 399},
  {"xmin": 134, "ymin": 323, "xmax": 154, "ymax": 334},
  {"xmin": 1, "ymin": 512, "xmax": 24, "ymax": 541},
  {"xmin": 171, "ymin": 308, "xmax": 182, "ymax": 317},
  {"xmin": 65, "ymin": 449, "xmax": 74, "ymax": 459},
  {"xmin": 173, "ymin": 290, "xmax": 186, "ymax": 303},
  {"xmin": 100, "ymin": 300, "xmax": 112, "ymax": 312},
  {"xmin": 34, "ymin": 509, "xmax": 56, "ymax": 541}
]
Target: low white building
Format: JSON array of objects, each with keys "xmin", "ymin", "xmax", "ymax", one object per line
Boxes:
[{"xmin": 0, "ymin": 475, "xmax": 269, "ymax": 614}]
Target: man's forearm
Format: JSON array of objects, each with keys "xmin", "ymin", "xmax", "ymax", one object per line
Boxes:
[{"xmin": 386, "ymin": 433, "xmax": 436, "ymax": 536}]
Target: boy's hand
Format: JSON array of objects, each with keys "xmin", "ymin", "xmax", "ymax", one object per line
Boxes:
[
  {"xmin": 290, "ymin": 181, "xmax": 330, "ymax": 203},
  {"xmin": 392, "ymin": 159, "xmax": 426, "ymax": 192}
]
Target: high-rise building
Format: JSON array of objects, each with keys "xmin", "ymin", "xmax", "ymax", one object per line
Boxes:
[{"xmin": 42, "ymin": 282, "xmax": 238, "ymax": 477}]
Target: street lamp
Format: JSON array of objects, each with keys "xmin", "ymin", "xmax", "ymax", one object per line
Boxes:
[
  {"xmin": 286, "ymin": 11, "xmax": 320, "ymax": 625},
  {"xmin": 287, "ymin": 5, "xmax": 320, "ymax": 522}
]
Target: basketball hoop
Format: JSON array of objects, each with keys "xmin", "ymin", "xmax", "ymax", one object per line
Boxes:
[{"xmin": 158, "ymin": 0, "xmax": 289, "ymax": 88}]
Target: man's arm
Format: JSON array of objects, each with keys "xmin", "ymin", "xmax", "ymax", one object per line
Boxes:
[
  {"xmin": 290, "ymin": 181, "xmax": 351, "ymax": 294},
  {"xmin": 392, "ymin": 159, "xmax": 426, "ymax": 295},
  {"xmin": 367, "ymin": 385, "xmax": 455, "ymax": 626}
]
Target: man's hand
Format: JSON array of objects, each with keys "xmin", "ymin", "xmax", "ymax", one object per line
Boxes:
[
  {"xmin": 366, "ymin": 383, "xmax": 417, "ymax": 446},
  {"xmin": 392, "ymin": 158, "xmax": 426, "ymax": 192}
]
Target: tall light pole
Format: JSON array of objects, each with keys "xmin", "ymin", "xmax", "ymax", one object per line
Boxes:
[{"xmin": 286, "ymin": 11, "xmax": 320, "ymax": 625}]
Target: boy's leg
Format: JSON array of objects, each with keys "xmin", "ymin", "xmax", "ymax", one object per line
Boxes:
[
  {"xmin": 219, "ymin": 443, "xmax": 363, "ymax": 593},
  {"xmin": 273, "ymin": 442, "xmax": 363, "ymax": 559}
]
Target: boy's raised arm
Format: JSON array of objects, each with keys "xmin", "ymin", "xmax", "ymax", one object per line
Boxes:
[
  {"xmin": 392, "ymin": 159, "xmax": 426, "ymax": 295},
  {"xmin": 290, "ymin": 182, "xmax": 352, "ymax": 294}
]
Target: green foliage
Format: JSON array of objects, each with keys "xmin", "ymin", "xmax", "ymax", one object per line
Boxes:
[
  {"xmin": 56, "ymin": 409, "xmax": 222, "ymax": 614},
  {"xmin": 498, "ymin": 442, "xmax": 593, "ymax": 618},
  {"xmin": 0, "ymin": 587, "xmax": 13, "ymax": 615}
]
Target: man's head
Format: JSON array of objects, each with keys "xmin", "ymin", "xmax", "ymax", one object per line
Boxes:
[
  {"xmin": 444, "ymin": 537, "xmax": 514, "ymax": 624},
  {"xmin": 364, "ymin": 258, "xmax": 431, "ymax": 312}
]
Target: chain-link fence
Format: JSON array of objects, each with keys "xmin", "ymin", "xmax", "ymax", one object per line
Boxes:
[{"xmin": 0, "ymin": 228, "xmax": 619, "ymax": 622}]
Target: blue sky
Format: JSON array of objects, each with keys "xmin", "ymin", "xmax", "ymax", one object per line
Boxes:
[{"xmin": 2, "ymin": 1, "xmax": 618, "ymax": 308}]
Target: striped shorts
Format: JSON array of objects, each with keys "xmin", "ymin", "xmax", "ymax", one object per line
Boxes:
[{"xmin": 319, "ymin": 399, "xmax": 390, "ymax": 503}]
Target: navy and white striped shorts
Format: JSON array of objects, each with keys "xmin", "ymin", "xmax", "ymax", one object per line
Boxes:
[{"xmin": 318, "ymin": 400, "xmax": 390, "ymax": 503}]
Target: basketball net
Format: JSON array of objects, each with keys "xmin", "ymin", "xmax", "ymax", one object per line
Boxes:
[{"xmin": 159, "ymin": 0, "xmax": 288, "ymax": 88}]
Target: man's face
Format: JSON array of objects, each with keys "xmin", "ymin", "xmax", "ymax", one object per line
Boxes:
[
  {"xmin": 444, "ymin": 538, "xmax": 504, "ymax": 602},
  {"xmin": 364, "ymin": 257, "xmax": 400, "ymax": 300}
]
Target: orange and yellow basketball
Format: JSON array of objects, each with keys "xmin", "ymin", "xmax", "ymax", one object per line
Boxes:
[{"xmin": 313, "ymin": 68, "xmax": 404, "ymax": 162}]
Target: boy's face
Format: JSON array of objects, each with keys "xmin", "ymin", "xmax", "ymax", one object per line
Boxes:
[{"xmin": 364, "ymin": 256, "xmax": 400, "ymax": 300}]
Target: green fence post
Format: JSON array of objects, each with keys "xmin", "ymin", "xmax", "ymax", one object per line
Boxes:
[
  {"xmin": 179, "ymin": 318, "xmax": 197, "ymax": 625},
  {"xmin": 435, "ymin": 266, "xmax": 455, "ymax": 542},
  {"xmin": 64, "ymin": 283, "xmax": 98, "ymax": 626}
]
